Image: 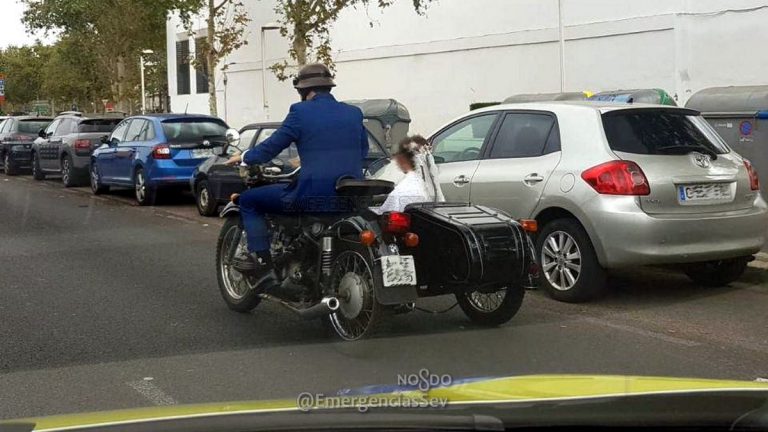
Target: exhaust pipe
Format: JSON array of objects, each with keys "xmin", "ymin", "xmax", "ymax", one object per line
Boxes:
[{"xmin": 260, "ymin": 294, "xmax": 340, "ymax": 320}]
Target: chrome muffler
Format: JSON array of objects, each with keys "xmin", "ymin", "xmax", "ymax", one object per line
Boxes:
[{"xmin": 260, "ymin": 294, "xmax": 340, "ymax": 320}]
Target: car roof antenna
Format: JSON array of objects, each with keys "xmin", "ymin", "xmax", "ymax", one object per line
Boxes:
[{"xmin": 184, "ymin": 103, "xmax": 189, "ymax": 115}]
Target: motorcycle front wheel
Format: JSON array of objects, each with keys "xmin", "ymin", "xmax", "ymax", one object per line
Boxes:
[
  {"xmin": 456, "ymin": 284, "xmax": 524, "ymax": 326},
  {"xmin": 327, "ymin": 245, "xmax": 381, "ymax": 341},
  {"xmin": 216, "ymin": 217, "xmax": 262, "ymax": 312}
]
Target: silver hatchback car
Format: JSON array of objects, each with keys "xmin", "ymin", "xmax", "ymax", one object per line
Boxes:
[{"xmin": 425, "ymin": 102, "xmax": 768, "ymax": 302}]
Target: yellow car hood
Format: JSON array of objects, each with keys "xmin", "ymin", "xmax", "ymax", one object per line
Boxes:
[{"xmin": 8, "ymin": 374, "xmax": 768, "ymax": 431}]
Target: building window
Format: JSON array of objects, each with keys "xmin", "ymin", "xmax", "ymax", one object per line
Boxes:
[
  {"xmin": 176, "ymin": 40, "xmax": 191, "ymax": 95},
  {"xmin": 195, "ymin": 37, "xmax": 210, "ymax": 94}
]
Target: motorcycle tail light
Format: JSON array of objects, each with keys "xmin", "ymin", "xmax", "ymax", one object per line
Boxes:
[
  {"xmin": 745, "ymin": 159, "xmax": 760, "ymax": 191},
  {"xmin": 359, "ymin": 230, "xmax": 376, "ymax": 246},
  {"xmin": 403, "ymin": 232, "xmax": 419, "ymax": 247},
  {"xmin": 152, "ymin": 144, "xmax": 171, "ymax": 159},
  {"xmin": 520, "ymin": 219, "xmax": 538, "ymax": 233},
  {"xmin": 382, "ymin": 212, "xmax": 411, "ymax": 234}
]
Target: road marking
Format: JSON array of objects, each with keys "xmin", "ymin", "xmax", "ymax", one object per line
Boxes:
[
  {"xmin": 579, "ymin": 316, "xmax": 701, "ymax": 347},
  {"xmin": 127, "ymin": 377, "xmax": 178, "ymax": 406}
]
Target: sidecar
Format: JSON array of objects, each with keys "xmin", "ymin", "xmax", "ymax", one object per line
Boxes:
[{"xmin": 403, "ymin": 202, "xmax": 537, "ymax": 297}]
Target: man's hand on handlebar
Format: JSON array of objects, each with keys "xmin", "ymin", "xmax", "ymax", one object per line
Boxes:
[{"xmin": 225, "ymin": 154, "xmax": 243, "ymax": 166}]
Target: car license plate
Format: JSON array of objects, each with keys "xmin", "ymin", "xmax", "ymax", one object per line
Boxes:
[
  {"xmin": 678, "ymin": 183, "xmax": 733, "ymax": 203},
  {"xmin": 192, "ymin": 148, "xmax": 213, "ymax": 158},
  {"xmin": 381, "ymin": 255, "xmax": 417, "ymax": 287}
]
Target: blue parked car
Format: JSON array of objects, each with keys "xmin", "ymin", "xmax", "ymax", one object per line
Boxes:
[{"xmin": 90, "ymin": 114, "xmax": 237, "ymax": 205}]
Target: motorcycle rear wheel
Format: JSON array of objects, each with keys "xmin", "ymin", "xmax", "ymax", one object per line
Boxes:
[
  {"xmin": 327, "ymin": 246, "xmax": 381, "ymax": 341},
  {"xmin": 216, "ymin": 217, "xmax": 262, "ymax": 312},
  {"xmin": 456, "ymin": 284, "xmax": 524, "ymax": 326}
]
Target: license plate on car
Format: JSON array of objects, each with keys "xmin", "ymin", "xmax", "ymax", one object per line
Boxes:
[
  {"xmin": 192, "ymin": 148, "xmax": 213, "ymax": 158},
  {"xmin": 381, "ymin": 255, "xmax": 417, "ymax": 287},
  {"xmin": 678, "ymin": 183, "xmax": 733, "ymax": 203}
]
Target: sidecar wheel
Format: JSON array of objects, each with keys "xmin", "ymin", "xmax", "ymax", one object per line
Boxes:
[
  {"xmin": 327, "ymin": 247, "xmax": 381, "ymax": 341},
  {"xmin": 216, "ymin": 217, "xmax": 262, "ymax": 313},
  {"xmin": 456, "ymin": 284, "xmax": 524, "ymax": 326}
]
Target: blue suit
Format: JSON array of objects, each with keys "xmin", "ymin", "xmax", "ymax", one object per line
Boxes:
[{"xmin": 240, "ymin": 93, "xmax": 369, "ymax": 252}]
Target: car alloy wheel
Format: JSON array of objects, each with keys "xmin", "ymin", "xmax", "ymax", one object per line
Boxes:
[
  {"xmin": 135, "ymin": 170, "xmax": 146, "ymax": 202},
  {"xmin": 541, "ymin": 230, "xmax": 582, "ymax": 291},
  {"xmin": 199, "ymin": 186, "xmax": 210, "ymax": 209},
  {"xmin": 62, "ymin": 157, "xmax": 71, "ymax": 185}
]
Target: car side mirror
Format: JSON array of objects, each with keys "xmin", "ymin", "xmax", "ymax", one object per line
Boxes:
[
  {"xmin": 38, "ymin": 129, "xmax": 47, "ymax": 138},
  {"xmin": 100, "ymin": 135, "xmax": 110, "ymax": 145}
]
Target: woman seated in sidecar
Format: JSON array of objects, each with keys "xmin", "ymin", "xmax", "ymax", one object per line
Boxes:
[{"xmin": 372, "ymin": 135, "xmax": 445, "ymax": 214}]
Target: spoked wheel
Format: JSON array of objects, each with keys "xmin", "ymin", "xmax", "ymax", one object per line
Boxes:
[
  {"xmin": 61, "ymin": 156, "xmax": 74, "ymax": 187},
  {"xmin": 328, "ymin": 249, "xmax": 380, "ymax": 341},
  {"xmin": 216, "ymin": 217, "xmax": 262, "ymax": 312},
  {"xmin": 456, "ymin": 284, "xmax": 524, "ymax": 326}
]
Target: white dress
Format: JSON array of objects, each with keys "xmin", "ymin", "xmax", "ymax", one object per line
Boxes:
[{"xmin": 373, "ymin": 171, "xmax": 430, "ymax": 214}]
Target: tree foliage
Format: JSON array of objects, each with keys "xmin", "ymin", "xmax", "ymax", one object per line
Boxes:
[
  {"xmin": 21, "ymin": 0, "xmax": 200, "ymax": 112},
  {"xmin": 271, "ymin": 0, "xmax": 433, "ymax": 80},
  {"xmin": 0, "ymin": 44, "xmax": 51, "ymax": 108}
]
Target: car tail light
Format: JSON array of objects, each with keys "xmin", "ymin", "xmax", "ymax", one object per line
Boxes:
[
  {"xmin": 581, "ymin": 160, "xmax": 650, "ymax": 196},
  {"xmin": 9, "ymin": 134, "xmax": 32, "ymax": 142},
  {"xmin": 381, "ymin": 212, "xmax": 411, "ymax": 234},
  {"xmin": 152, "ymin": 144, "xmax": 171, "ymax": 159},
  {"xmin": 745, "ymin": 160, "xmax": 760, "ymax": 191},
  {"xmin": 74, "ymin": 139, "xmax": 91, "ymax": 150}
]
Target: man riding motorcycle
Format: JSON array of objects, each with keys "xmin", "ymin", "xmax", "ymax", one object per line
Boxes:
[{"xmin": 226, "ymin": 63, "xmax": 369, "ymax": 284}]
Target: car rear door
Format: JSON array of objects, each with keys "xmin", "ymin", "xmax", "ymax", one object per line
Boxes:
[
  {"xmin": 432, "ymin": 113, "xmax": 500, "ymax": 203},
  {"xmin": 98, "ymin": 119, "xmax": 131, "ymax": 182},
  {"xmin": 469, "ymin": 111, "xmax": 563, "ymax": 218},
  {"xmin": 601, "ymin": 108, "xmax": 756, "ymax": 215},
  {"xmin": 114, "ymin": 119, "xmax": 146, "ymax": 183}
]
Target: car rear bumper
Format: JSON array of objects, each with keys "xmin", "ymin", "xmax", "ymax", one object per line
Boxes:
[
  {"xmin": 584, "ymin": 196, "xmax": 768, "ymax": 267},
  {"xmin": 145, "ymin": 161, "xmax": 197, "ymax": 188},
  {"xmin": 7, "ymin": 145, "xmax": 32, "ymax": 165}
]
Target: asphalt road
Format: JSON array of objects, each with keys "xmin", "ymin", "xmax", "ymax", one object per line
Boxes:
[{"xmin": 1, "ymin": 173, "xmax": 768, "ymax": 419}]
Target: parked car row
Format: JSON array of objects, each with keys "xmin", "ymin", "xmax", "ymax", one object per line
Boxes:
[
  {"xmin": 375, "ymin": 101, "xmax": 768, "ymax": 302},
  {"xmin": 2, "ymin": 101, "xmax": 766, "ymax": 304}
]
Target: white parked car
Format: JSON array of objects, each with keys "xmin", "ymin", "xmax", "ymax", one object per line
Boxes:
[{"xmin": 380, "ymin": 102, "xmax": 768, "ymax": 302}]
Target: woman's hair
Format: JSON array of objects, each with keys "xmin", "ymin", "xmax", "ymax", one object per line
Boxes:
[
  {"xmin": 395, "ymin": 136, "xmax": 419, "ymax": 169},
  {"xmin": 410, "ymin": 135, "xmax": 429, "ymax": 149}
]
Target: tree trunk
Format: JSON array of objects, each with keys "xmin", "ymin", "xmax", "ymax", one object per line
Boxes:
[
  {"xmin": 207, "ymin": 0, "xmax": 218, "ymax": 116},
  {"xmin": 293, "ymin": 27, "xmax": 308, "ymax": 66}
]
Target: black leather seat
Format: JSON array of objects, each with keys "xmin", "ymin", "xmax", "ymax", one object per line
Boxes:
[{"xmin": 336, "ymin": 178, "xmax": 394, "ymax": 197}]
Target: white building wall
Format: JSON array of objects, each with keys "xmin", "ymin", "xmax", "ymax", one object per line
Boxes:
[{"xmin": 166, "ymin": 0, "xmax": 768, "ymax": 134}]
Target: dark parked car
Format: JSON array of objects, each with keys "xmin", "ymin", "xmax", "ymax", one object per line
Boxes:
[
  {"xmin": 0, "ymin": 116, "xmax": 54, "ymax": 175},
  {"xmin": 191, "ymin": 122, "xmax": 389, "ymax": 216},
  {"xmin": 91, "ymin": 113, "xmax": 236, "ymax": 206},
  {"xmin": 31, "ymin": 112, "xmax": 124, "ymax": 186}
]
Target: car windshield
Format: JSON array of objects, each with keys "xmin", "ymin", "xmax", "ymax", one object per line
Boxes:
[
  {"xmin": 602, "ymin": 110, "xmax": 730, "ymax": 155},
  {"xmin": 79, "ymin": 118, "xmax": 122, "ymax": 133},
  {"xmin": 18, "ymin": 119, "xmax": 52, "ymax": 133},
  {"xmin": 161, "ymin": 118, "xmax": 228, "ymax": 143}
]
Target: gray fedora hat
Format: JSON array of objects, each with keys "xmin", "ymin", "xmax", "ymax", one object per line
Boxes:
[{"xmin": 293, "ymin": 63, "xmax": 336, "ymax": 89}]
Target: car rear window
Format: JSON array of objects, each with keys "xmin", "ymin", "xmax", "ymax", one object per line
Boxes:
[
  {"xmin": 161, "ymin": 118, "xmax": 228, "ymax": 143},
  {"xmin": 18, "ymin": 120, "xmax": 52, "ymax": 134},
  {"xmin": 602, "ymin": 110, "xmax": 729, "ymax": 156},
  {"xmin": 79, "ymin": 119, "xmax": 122, "ymax": 133}
]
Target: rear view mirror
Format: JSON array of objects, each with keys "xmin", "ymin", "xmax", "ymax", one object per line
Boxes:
[
  {"xmin": 226, "ymin": 128, "xmax": 240, "ymax": 146},
  {"xmin": 100, "ymin": 135, "xmax": 110, "ymax": 144},
  {"xmin": 38, "ymin": 129, "xmax": 47, "ymax": 138}
]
